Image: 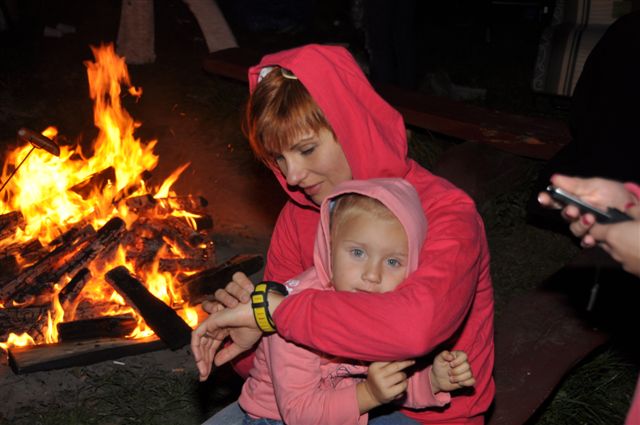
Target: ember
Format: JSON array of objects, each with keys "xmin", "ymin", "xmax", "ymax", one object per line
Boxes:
[{"xmin": 0, "ymin": 44, "xmax": 261, "ymax": 370}]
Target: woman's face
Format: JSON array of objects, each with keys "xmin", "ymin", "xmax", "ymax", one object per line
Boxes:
[{"xmin": 275, "ymin": 128, "xmax": 352, "ymax": 205}]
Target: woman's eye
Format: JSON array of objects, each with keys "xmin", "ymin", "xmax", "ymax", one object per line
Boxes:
[
  {"xmin": 350, "ymin": 248, "xmax": 364, "ymax": 258},
  {"xmin": 300, "ymin": 146, "xmax": 315, "ymax": 156}
]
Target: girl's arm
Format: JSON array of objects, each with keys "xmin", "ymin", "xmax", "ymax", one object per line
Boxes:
[{"xmin": 267, "ymin": 333, "xmax": 368, "ymax": 425}]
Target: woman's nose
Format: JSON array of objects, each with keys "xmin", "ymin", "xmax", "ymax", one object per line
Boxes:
[{"xmin": 284, "ymin": 158, "xmax": 306, "ymax": 186}]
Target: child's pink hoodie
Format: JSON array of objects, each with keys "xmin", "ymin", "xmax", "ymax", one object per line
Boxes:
[{"xmin": 239, "ymin": 178, "xmax": 450, "ymax": 424}]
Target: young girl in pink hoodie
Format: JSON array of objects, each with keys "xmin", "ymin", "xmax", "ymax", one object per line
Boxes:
[{"xmin": 201, "ymin": 178, "xmax": 475, "ymax": 424}]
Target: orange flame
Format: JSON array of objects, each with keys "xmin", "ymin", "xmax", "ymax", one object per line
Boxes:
[{"xmin": 0, "ymin": 44, "xmax": 199, "ymax": 347}]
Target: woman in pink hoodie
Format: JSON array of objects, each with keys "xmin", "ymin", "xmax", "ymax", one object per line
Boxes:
[
  {"xmin": 200, "ymin": 178, "xmax": 475, "ymax": 424},
  {"xmin": 192, "ymin": 44, "xmax": 495, "ymax": 425}
]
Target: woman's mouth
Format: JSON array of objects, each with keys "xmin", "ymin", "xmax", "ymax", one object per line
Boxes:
[{"xmin": 303, "ymin": 183, "xmax": 322, "ymax": 196}]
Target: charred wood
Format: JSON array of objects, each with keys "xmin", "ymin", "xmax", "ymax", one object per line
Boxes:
[
  {"xmin": 180, "ymin": 254, "xmax": 264, "ymax": 305},
  {"xmin": 104, "ymin": 266, "xmax": 192, "ymax": 349},
  {"xmin": 57, "ymin": 314, "xmax": 137, "ymax": 342},
  {"xmin": 158, "ymin": 257, "xmax": 210, "ymax": 273},
  {"xmin": 59, "ymin": 268, "xmax": 92, "ymax": 319},
  {"xmin": 0, "ymin": 305, "xmax": 49, "ymax": 342},
  {"xmin": 0, "ymin": 224, "xmax": 97, "ymax": 302},
  {"xmin": 0, "ymin": 211, "xmax": 24, "ymax": 241},
  {"xmin": 8, "ymin": 335, "xmax": 165, "ymax": 374},
  {"xmin": 125, "ymin": 194, "xmax": 208, "ymax": 216},
  {"xmin": 6, "ymin": 218, "xmax": 124, "ymax": 303},
  {"xmin": 69, "ymin": 167, "xmax": 116, "ymax": 200}
]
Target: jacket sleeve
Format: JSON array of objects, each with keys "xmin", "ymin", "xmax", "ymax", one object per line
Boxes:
[
  {"xmin": 402, "ymin": 365, "xmax": 451, "ymax": 409},
  {"xmin": 267, "ymin": 334, "xmax": 367, "ymax": 425},
  {"xmin": 273, "ymin": 196, "xmax": 486, "ymax": 360},
  {"xmin": 231, "ymin": 203, "xmax": 308, "ymax": 378}
]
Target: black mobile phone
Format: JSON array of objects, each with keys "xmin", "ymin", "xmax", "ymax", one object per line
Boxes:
[{"xmin": 545, "ymin": 185, "xmax": 633, "ymax": 224}]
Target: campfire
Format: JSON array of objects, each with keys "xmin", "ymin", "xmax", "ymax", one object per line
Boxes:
[{"xmin": 0, "ymin": 44, "xmax": 262, "ymax": 373}]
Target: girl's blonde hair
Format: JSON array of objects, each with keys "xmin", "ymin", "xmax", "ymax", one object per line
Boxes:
[
  {"xmin": 330, "ymin": 194, "xmax": 397, "ymax": 240},
  {"xmin": 243, "ymin": 67, "xmax": 336, "ymax": 165}
]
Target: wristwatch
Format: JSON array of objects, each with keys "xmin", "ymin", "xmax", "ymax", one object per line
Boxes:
[{"xmin": 251, "ymin": 281, "xmax": 288, "ymax": 333}]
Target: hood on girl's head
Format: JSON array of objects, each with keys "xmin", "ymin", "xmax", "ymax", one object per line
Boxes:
[
  {"xmin": 312, "ymin": 178, "xmax": 427, "ymax": 288},
  {"xmin": 248, "ymin": 45, "xmax": 411, "ymax": 207}
]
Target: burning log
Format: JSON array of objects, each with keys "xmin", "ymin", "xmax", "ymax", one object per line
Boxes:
[
  {"xmin": 125, "ymin": 194, "xmax": 208, "ymax": 215},
  {"xmin": 36, "ymin": 217, "xmax": 125, "ymax": 289},
  {"xmin": 4, "ymin": 218, "xmax": 124, "ymax": 304},
  {"xmin": 59, "ymin": 268, "xmax": 92, "ymax": 319},
  {"xmin": 179, "ymin": 254, "xmax": 264, "ymax": 305},
  {"xmin": 0, "ymin": 305, "xmax": 49, "ymax": 342},
  {"xmin": 8, "ymin": 335, "xmax": 165, "ymax": 374},
  {"xmin": 69, "ymin": 166, "xmax": 116, "ymax": 199},
  {"xmin": 57, "ymin": 314, "xmax": 137, "ymax": 342},
  {"xmin": 0, "ymin": 224, "xmax": 97, "ymax": 302},
  {"xmin": 104, "ymin": 266, "xmax": 192, "ymax": 349},
  {"xmin": 0, "ymin": 211, "xmax": 24, "ymax": 240}
]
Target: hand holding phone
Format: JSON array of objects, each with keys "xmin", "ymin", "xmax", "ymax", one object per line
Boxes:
[{"xmin": 545, "ymin": 185, "xmax": 632, "ymax": 224}]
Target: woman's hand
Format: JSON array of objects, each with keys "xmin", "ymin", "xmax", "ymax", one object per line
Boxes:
[
  {"xmin": 538, "ymin": 175, "xmax": 636, "ymax": 242},
  {"xmin": 588, "ymin": 205, "xmax": 640, "ymax": 277},
  {"xmin": 201, "ymin": 271, "xmax": 255, "ymax": 314},
  {"xmin": 191, "ymin": 301, "xmax": 262, "ymax": 380}
]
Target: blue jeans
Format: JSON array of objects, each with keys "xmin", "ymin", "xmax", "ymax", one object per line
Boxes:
[
  {"xmin": 202, "ymin": 400, "xmax": 419, "ymax": 425},
  {"xmin": 369, "ymin": 410, "xmax": 420, "ymax": 425},
  {"xmin": 242, "ymin": 415, "xmax": 284, "ymax": 425},
  {"xmin": 202, "ymin": 401, "xmax": 244, "ymax": 425}
]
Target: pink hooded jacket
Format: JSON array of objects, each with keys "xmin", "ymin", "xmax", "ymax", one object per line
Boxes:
[
  {"xmin": 237, "ymin": 44, "xmax": 495, "ymax": 424},
  {"xmin": 239, "ymin": 178, "xmax": 450, "ymax": 424}
]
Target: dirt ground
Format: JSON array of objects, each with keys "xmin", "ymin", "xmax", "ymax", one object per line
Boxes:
[{"xmin": 0, "ymin": 1, "xmax": 638, "ymax": 424}]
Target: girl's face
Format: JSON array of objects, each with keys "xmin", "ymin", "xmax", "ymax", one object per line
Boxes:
[
  {"xmin": 274, "ymin": 128, "xmax": 352, "ymax": 205},
  {"xmin": 330, "ymin": 211, "xmax": 409, "ymax": 294}
]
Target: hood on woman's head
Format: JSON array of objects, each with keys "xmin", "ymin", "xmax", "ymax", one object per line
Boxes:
[{"xmin": 247, "ymin": 45, "xmax": 412, "ymax": 206}]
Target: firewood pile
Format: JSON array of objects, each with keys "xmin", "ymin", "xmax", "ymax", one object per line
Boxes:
[{"xmin": 0, "ymin": 191, "xmax": 263, "ymax": 374}]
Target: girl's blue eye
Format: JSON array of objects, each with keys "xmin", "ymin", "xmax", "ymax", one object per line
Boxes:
[
  {"xmin": 350, "ymin": 248, "xmax": 364, "ymax": 258},
  {"xmin": 387, "ymin": 258, "xmax": 401, "ymax": 267}
]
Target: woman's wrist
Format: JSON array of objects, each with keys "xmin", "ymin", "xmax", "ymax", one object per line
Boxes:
[
  {"xmin": 267, "ymin": 292, "xmax": 285, "ymax": 317},
  {"xmin": 250, "ymin": 282, "xmax": 288, "ymax": 333}
]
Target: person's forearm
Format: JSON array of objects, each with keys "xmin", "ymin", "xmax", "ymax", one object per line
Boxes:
[{"xmin": 356, "ymin": 382, "xmax": 380, "ymax": 414}]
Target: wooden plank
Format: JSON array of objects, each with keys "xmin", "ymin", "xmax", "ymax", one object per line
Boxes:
[
  {"xmin": 179, "ymin": 254, "xmax": 264, "ymax": 305},
  {"xmin": 104, "ymin": 266, "xmax": 192, "ymax": 349},
  {"xmin": 57, "ymin": 314, "xmax": 137, "ymax": 342},
  {"xmin": 202, "ymin": 47, "xmax": 570, "ymax": 160},
  {"xmin": 487, "ymin": 289, "xmax": 609, "ymax": 425},
  {"xmin": 8, "ymin": 336, "xmax": 165, "ymax": 374}
]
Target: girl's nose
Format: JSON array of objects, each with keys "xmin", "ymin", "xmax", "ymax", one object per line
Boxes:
[{"xmin": 362, "ymin": 262, "xmax": 381, "ymax": 284}]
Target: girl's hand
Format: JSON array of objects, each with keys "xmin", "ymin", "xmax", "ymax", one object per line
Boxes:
[
  {"xmin": 357, "ymin": 360, "xmax": 415, "ymax": 413},
  {"xmin": 430, "ymin": 350, "xmax": 476, "ymax": 393},
  {"xmin": 202, "ymin": 271, "xmax": 255, "ymax": 313}
]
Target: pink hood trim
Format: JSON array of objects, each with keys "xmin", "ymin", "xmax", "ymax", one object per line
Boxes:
[
  {"xmin": 248, "ymin": 44, "xmax": 410, "ymax": 209},
  {"xmin": 313, "ymin": 178, "xmax": 427, "ymax": 288}
]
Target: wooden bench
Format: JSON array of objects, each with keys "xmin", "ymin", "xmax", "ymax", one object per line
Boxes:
[
  {"xmin": 201, "ymin": 47, "xmax": 571, "ymax": 161},
  {"xmin": 487, "ymin": 285, "xmax": 609, "ymax": 425}
]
